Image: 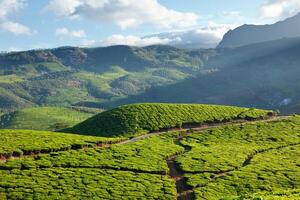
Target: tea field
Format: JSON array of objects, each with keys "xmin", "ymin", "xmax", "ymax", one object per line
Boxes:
[
  {"xmin": 0, "ymin": 104, "xmax": 298, "ymax": 200},
  {"xmin": 68, "ymin": 103, "xmax": 274, "ymax": 137},
  {"xmin": 0, "ymin": 129, "xmax": 121, "ymax": 158},
  {"xmin": 176, "ymin": 116, "xmax": 300, "ymax": 199}
]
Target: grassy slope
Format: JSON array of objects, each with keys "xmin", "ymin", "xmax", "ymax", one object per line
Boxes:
[
  {"xmin": 68, "ymin": 103, "xmax": 274, "ymax": 137},
  {"xmin": 0, "ymin": 107, "xmax": 101, "ymax": 131}
]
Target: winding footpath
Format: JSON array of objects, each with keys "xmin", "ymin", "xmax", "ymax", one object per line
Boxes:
[{"xmin": 167, "ymin": 135, "xmax": 195, "ymax": 200}]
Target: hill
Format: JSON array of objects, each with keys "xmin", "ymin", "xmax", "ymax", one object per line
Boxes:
[
  {"xmin": 0, "ymin": 109, "xmax": 298, "ymax": 199},
  {"xmin": 0, "ymin": 107, "xmax": 102, "ymax": 131},
  {"xmin": 68, "ymin": 103, "xmax": 274, "ymax": 137},
  {"xmin": 0, "ymin": 45, "xmax": 212, "ymax": 112},
  {"xmin": 218, "ymin": 13, "xmax": 300, "ymax": 48},
  {"xmin": 106, "ymin": 37, "xmax": 300, "ymax": 112}
]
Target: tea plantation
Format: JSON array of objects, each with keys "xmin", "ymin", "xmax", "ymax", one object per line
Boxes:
[
  {"xmin": 0, "ymin": 129, "xmax": 121, "ymax": 158},
  {"xmin": 0, "ymin": 104, "xmax": 299, "ymax": 200},
  {"xmin": 68, "ymin": 103, "xmax": 274, "ymax": 137},
  {"xmin": 176, "ymin": 116, "xmax": 300, "ymax": 199}
]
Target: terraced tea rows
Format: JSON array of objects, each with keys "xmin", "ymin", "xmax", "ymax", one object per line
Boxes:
[
  {"xmin": 0, "ymin": 168, "xmax": 175, "ymax": 200},
  {"xmin": 0, "ymin": 130, "xmax": 121, "ymax": 159},
  {"xmin": 175, "ymin": 116, "xmax": 300, "ymax": 199},
  {"xmin": 0, "ymin": 134, "xmax": 183, "ymax": 174},
  {"xmin": 0, "ymin": 104, "xmax": 298, "ymax": 200},
  {"xmin": 68, "ymin": 103, "xmax": 274, "ymax": 137}
]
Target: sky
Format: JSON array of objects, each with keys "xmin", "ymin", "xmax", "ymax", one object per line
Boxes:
[{"xmin": 0, "ymin": 0, "xmax": 299, "ymax": 52}]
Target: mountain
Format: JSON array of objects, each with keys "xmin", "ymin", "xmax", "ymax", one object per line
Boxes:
[
  {"xmin": 103, "ymin": 37, "xmax": 300, "ymax": 112},
  {"xmin": 3, "ymin": 34, "xmax": 300, "ymax": 114},
  {"xmin": 218, "ymin": 13, "xmax": 300, "ymax": 48},
  {"xmin": 0, "ymin": 45, "xmax": 213, "ymax": 112}
]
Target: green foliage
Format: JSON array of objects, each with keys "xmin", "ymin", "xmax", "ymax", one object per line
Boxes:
[
  {"xmin": 0, "ymin": 109, "xmax": 298, "ymax": 199},
  {"xmin": 0, "ymin": 88, "xmax": 33, "ymax": 111},
  {"xmin": 235, "ymin": 189, "xmax": 300, "ymax": 200},
  {"xmin": 0, "ymin": 75, "xmax": 24, "ymax": 83},
  {"xmin": 0, "ymin": 45, "xmax": 210, "ymax": 112},
  {"xmin": 0, "ymin": 107, "xmax": 97, "ymax": 131},
  {"xmin": 0, "ymin": 168, "xmax": 175, "ymax": 200},
  {"xmin": 175, "ymin": 116, "xmax": 300, "ymax": 199},
  {"xmin": 0, "ymin": 129, "xmax": 121, "ymax": 156},
  {"xmin": 106, "ymin": 37, "xmax": 300, "ymax": 114},
  {"xmin": 0, "ymin": 133, "xmax": 183, "ymax": 173},
  {"xmin": 0, "ymin": 132, "xmax": 183, "ymax": 175},
  {"xmin": 0, "ymin": 133, "xmax": 179, "ymax": 199},
  {"xmin": 69, "ymin": 103, "xmax": 273, "ymax": 137}
]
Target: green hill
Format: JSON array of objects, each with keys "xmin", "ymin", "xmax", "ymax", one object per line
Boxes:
[
  {"xmin": 68, "ymin": 103, "xmax": 274, "ymax": 137},
  {"xmin": 0, "ymin": 107, "xmax": 102, "ymax": 131}
]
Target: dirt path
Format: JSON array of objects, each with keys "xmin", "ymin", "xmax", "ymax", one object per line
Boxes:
[{"xmin": 166, "ymin": 135, "xmax": 195, "ymax": 200}]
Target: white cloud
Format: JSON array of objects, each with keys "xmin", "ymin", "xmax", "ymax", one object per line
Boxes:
[
  {"xmin": 0, "ymin": 0, "xmax": 34, "ymax": 35},
  {"xmin": 260, "ymin": 0, "xmax": 300, "ymax": 20},
  {"xmin": 45, "ymin": 0, "xmax": 199, "ymax": 29},
  {"xmin": 0, "ymin": 0, "xmax": 26, "ymax": 20},
  {"xmin": 1, "ymin": 21, "xmax": 32, "ymax": 35},
  {"xmin": 45, "ymin": 0, "xmax": 82, "ymax": 19},
  {"xmin": 81, "ymin": 23, "xmax": 238, "ymax": 49},
  {"xmin": 143, "ymin": 22, "xmax": 238, "ymax": 48},
  {"xmin": 55, "ymin": 27, "xmax": 86, "ymax": 38},
  {"xmin": 81, "ymin": 34, "xmax": 172, "ymax": 47}
]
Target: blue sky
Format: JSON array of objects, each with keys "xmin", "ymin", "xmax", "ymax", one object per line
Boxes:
[{"xmin": 0, "ymin": 0, "xmax": 298, "ymax": 52}]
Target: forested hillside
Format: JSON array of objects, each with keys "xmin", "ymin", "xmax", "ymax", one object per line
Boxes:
[
  {"xmin": 105, "ymin": 37, "xmax": 300, "ymax": 113},
  {"xmin": 0, "ymin": 45, "xmax": 213, "ymax": 112},
  {"xmin": 2, "ymin": 36, "xmax": 300, "ymax": 114}
]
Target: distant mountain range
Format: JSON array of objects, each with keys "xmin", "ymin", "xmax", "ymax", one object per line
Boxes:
[
  {"xmin": 103, "ymin": 37, "xmax": 300, "ymax": 113},
  {"xmin": 218, "ymin": 13, "xmax": 300, "ymax": 48},
  {"xmin": 0, "ymin": 45, "xmax": 212, "ymax": 112},
  {"xmin": 2, "ymin": 14, "xmax": 300, "ymax": 114}
]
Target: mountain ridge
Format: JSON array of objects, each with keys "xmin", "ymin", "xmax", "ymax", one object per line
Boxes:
[{"xmin": 218, "ymin": 13, "xmax": 300, "ymax": 48}]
